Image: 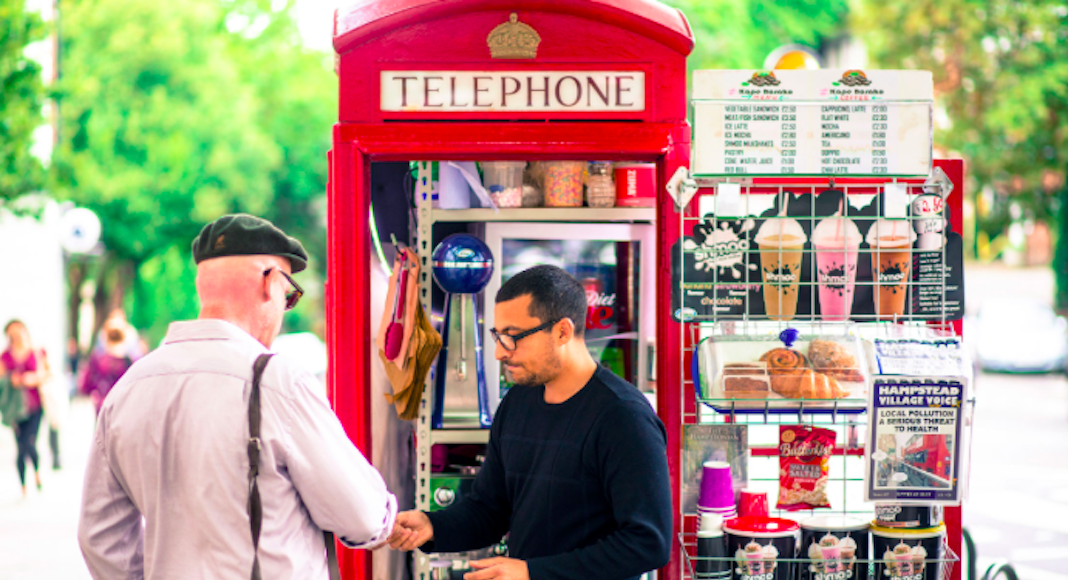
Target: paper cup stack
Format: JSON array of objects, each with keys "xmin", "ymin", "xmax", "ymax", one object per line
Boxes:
[{"xmin": 698, "ymin": 461, "xmax": 737, "ymax": 525}]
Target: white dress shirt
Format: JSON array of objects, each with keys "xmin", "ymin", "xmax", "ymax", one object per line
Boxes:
[{"xmin": 78, "ymin": 319, "xmax": 397, "ymax": 580}]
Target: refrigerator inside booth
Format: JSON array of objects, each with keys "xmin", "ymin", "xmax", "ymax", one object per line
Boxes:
[{"xmin": 481, "ymin": 221, "xmax": 657, "ymax": 414}]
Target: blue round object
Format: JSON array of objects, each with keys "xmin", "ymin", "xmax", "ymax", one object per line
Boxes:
[
  {"xmin": 432, "ymin": 234, "xmax": 495, "ymax": 294},
  {"xmin": 779, "ymin": 328, "xmax": 800, "ymax": 348}
]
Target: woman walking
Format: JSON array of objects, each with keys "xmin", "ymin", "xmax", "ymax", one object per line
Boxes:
[
  {"xmin": 0, "ymin": 320, "xmax": 48, "ymax": 497},
  {"xmin": 80, "ymin": 320, "xmax": 135, "ymax": 416}
]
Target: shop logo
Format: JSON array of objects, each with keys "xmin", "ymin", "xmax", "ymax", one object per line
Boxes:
[
  {"xmin": 586, "ymin": 291, "xmax": 617, "ymax": 330},
  {"xmin": 834, "ymin": 70, "xmax": 872, "ymax": 87},
  {"xmin": 735, "ymin": 540, "xmax": 780, "ymax": 580},
  {"xmin": 808, "ymin": 534, "xmax": 859, "ymax": 580},
  {"xmin": 675, "ymin": 307, "xmax": 697, "ymax": 321},
  {"xmin": 685, "ymin": 219, "xmax": 758, "ymax": 278},
  {"xmin": 882, "ymin": 541, "xmax": 928, "ymax": 580},
  {"xmin": 487, "ymin": 13, "xmax": 541, "ymax": 59},
  {"xmin": 742, "ymin": 71, "xmax": 781, "ymax": 87}
]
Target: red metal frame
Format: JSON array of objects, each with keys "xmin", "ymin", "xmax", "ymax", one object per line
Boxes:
[
  {"xmin": 671, "ymin": 159, "xmax": 967, "ymax": 580},
  {"xmin": 330, "ymin": 2, "xmax": 693, "ymax": 578}
]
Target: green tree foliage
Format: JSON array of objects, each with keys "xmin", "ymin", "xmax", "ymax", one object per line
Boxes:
[
  {"xmin": 54, "ymin": 0, "xmax": 334, "ymax": 342},
  {"xmin": 852, "ymin": 0, "xmax": 1068, "ymax": 304},
  {"xmin": 663, "ymin": 0, "xmax": 849, "ymax": 71},
  {"xmin": 0, "ymin": 0, "xmax": 47, "ymax": 200}
]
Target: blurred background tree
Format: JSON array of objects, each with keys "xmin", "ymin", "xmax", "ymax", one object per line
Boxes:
[
  {"xmin": 664, "ymin": 0, "xmax": 849, "ymax": 72},
  {"xmin": 0, "ymin": 0, "xmax": 47, "ymax": 201},
  {"xmin": 852, "ymin": 0, "xmax": 1068, "ymax": 307},
  {"xmin": 53, "ymin": 0, "xmax": 334, "ymax": 344}
]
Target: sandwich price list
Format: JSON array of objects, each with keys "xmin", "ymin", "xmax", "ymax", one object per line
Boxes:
[{"xmin": 721, "ymin": 104, "xmax": 793, "ymax": 174}]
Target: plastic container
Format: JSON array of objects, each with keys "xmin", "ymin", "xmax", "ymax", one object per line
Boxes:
[
  {"xmin": 543, "ymin": 161, "xmax": 584, "ymax": 207},
  {"xmin": 586, "ymin": 161, "xmax": 616, "ymax": 208},
  {"xmin": 724, "ymin": 516, "xmax": 800, "ymax": 580},
  {"xmin": 480, "ymin": 161, "xmax": 526, "ymax": 208},
  {"xmin": 871, "ymin": 524, "xmax": 946, "ymax": 580},
  {"xmin": 614, "ymin": 162, "xmax": 656, "ymax": 207},
  {"xmin": 800, "ymin": 516, "xmax": 871, "ymax": 580}
]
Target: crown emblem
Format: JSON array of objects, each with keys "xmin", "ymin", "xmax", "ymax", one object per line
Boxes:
[{"xmin": 487, "ymin": 13, "xmax": 540, "ymax": 59}]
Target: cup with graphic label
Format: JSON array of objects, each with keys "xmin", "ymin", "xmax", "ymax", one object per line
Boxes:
[
  {"xmin": 866, "ymin": 219, "xmax": 917, "ymax": 321},
  {"xmin": 812, "ymin": 213, "xmax": 862, "ymax": 321},
  {"xmin": 755, "ymin": 217, "xmax": 807, "ymax": 321}
]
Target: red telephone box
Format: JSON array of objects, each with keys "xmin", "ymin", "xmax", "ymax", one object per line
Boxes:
[{"xmin": 329, "ymin": 1, "xmax": 694, "ymax": 578}]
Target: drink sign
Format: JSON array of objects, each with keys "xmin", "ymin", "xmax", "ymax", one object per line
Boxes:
[{"xmin": 691, "ymin": 70, "xmax": 934, "ymax": 177}]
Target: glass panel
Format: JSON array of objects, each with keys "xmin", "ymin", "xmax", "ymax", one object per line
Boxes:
[{"xmin": 499, "ymin": 238, "xmax": 642, "ymax": 393}]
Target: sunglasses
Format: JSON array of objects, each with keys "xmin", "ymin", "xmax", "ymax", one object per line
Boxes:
[
  {"xmin": 264, "ymin": 268, "xmax": 304, "ymax": 311},
  {"xmin": 489, "ymin": 318, "xmax": 560, "ymax": 352}
]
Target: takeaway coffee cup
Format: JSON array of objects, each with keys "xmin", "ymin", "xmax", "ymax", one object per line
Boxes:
[
  {"xmin": 755, "ymin": 217, "xmax": 807, "ymax": 321},
  {"xmin": 871, "ymin": 524, "xmax": 945, "ymax": 580},
  {"xmin": 699, "ymin": 461, "xmax": 736, "ymax": 511},
  {"xmin": 866, "ymin": 219, "xmax": 917, "ymax": 321},
  {"xmin": 800, "ymin": 516, "xmax": 871, "ymax": 580},
  {"xmin": 874, "ymin": 504, "xmax": 943, "ymax": 529},
  {"xmin": 697, "ymin": 518, "xmax": 731, "ymax": 580},
  {"xmin": 724, "ymin": 516, "xmax": 800, "ymax": 580},
  {"xmin": 812, "ymin": 213, "xmax": 862, "ymax": 321}
]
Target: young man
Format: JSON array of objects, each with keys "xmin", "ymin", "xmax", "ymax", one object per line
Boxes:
[
  {"xmin": 389, "ymin": 265, "xmax": 671, "ymax": 580},
  {"xmin": 78, "ymin": 214, "xmax": 396, "ymax": 579}
]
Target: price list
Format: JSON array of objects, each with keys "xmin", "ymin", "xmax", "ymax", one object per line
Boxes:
[
  {"xmin": 695, "ymin": 101, "xmax": 931, "ymax": 176},
  {"xmin": 691, "ymin": 69, "xmax": 934, "ymax": 177}
]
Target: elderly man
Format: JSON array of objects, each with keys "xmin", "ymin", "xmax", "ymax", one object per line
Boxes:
[{"xmin": 78, "ymin": 214, "xmax": 396, "ymax": 579}]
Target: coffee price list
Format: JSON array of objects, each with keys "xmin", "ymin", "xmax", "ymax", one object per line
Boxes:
[{"xmin": 691, "ymin": 70, "xmax": 934, "ymax": 177}]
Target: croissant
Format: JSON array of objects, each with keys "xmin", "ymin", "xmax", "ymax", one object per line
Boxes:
[
  {"xmin": 807, "ymin": 339, "xmax": 864, "ymax": 382},
  {"xmin": 760, "ymin": 347, "xmax": 809, "ymax": 373},
  {"xmin": 769, "ymin": 369, "xmax": 848, "ymax": 399}
]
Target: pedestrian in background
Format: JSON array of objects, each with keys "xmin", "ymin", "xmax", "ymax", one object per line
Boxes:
[
  {"xmin": 79, "ymin": 214, "xmax": 396, "ymax": 580},
  {"xmin": 93, "ymin": 308, "xmax": 145, "ymax": 359},
  {"xmin": 79, "ymin": 318, "xmax": 135, "ymax": 416},
  {"xmin": 0, "ymin": 320, "xmax": 49, "ymax": 497}
]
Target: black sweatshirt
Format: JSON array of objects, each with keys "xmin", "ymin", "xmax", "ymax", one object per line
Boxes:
[{"xmin": 424, "ymin": 366, "xmax": 672, "ymax": 580}]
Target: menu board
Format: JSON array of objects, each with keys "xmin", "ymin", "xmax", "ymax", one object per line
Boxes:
[{"xmin": 692, "ymin": 70, "xmax": 934, "ymax": 177}]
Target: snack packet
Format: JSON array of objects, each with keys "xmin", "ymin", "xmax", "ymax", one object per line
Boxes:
[{"xmin": 777, "ymin": 425, "xmax": 836, "ymax": 510}]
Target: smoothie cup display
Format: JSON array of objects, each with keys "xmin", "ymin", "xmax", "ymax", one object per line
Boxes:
[
  {"xmin": 812, "ymin": 213, "xmax": 862, "ymax": 321},
  {"xmin": 755, "ymin": 217, "xmax": 807, "ymax": 321},
  {"xmin": 865, "ymin": 219, "xmax": 917, "ymax": 321}
]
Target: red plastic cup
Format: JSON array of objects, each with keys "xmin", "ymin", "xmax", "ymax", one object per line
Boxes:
[{"xmin": 739, "ymin": 489, "xmax": 769, "ymax": 518}]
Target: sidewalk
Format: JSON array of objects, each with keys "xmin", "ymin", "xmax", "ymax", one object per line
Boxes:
[{"xmin": 0, "ymin": 397, "xmax": 94, "ymax": 580}]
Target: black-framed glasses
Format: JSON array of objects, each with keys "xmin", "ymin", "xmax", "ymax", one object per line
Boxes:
[
  {"xmin": 489, "ymin": 318, "xmax": 560, "ymax": 352},
  {"xmin": 264, "ymin": 268, "xmax": 304, "ymax": 311}
]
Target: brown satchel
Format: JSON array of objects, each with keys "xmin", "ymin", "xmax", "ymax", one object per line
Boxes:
[{"xmin": 248, "ymin": 354, "xmax": 341, "ymax": 580}]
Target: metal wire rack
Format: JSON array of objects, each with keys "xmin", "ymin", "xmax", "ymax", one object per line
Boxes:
[{"xmin": 679, "ymin": 533, "xmax": 961, "ymax": 580}]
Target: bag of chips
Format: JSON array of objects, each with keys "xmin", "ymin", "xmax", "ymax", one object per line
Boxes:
[{"xmin": 777, "ymin": 425, "xmax": 836, "ymax": 510}]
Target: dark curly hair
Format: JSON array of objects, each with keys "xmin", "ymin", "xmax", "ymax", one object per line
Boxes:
[{"xmin": 495, "ymin": 265, "xmax": 587, "ymax": 337}]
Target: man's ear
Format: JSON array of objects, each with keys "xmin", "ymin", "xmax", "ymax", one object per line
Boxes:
[
  {"xmin": 556, "ymin": 317, "xmax": 575, "ymax": 344},
  {"xmin": 261, "ymin": 269, "xmax": 275, "ymax": 303}
]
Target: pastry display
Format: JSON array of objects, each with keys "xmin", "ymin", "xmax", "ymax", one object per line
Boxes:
[
  {"xmin": 722, "ymin": 363, "xmax": 770, "ymax": 398},
  {"xmin": 699, "ymin": 328, "xmax": 869, "ymax": 412},
  {"xmin": 807, "ymin": 339, "xmax": 864, "ymax": 382},
  {"xmin": 768, "ymin": 369, "xmax": 846, "ymax": 399},
  {"xmin": 760, "ymin": 347, "xmax": 809, "ymax": 372},
  {"xmin": 760, "ymin": 345, "xmax": 848, "ymax": 400}
]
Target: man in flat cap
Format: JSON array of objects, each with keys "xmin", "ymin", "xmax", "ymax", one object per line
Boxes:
[{"xmin": 78, "ymin": 214, "xmax": 396, "ymax": 579}]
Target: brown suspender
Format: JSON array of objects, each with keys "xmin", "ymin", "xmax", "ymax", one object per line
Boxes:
[{"xmin": 248, "ymin": 353, "xmax": 340, "ymax": 580}]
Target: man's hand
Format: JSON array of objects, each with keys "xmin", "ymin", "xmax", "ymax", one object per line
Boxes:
[
  {"xmin": 387, "ymin": 510, "xmax": 434, "ymax": 551},
  {"xmin": 464, "ymin": 557, "xmax": 529, "ymax": 580}
]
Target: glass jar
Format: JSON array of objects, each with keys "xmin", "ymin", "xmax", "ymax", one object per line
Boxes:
[{"xmin": 586, "ymin": 162, "xmax": 615, "ymax": 208}]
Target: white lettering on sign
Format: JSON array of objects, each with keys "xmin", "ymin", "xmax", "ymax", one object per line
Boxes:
[{"xmin": 381, "ymin": 71, "xmax": 646, "ymax": 112}]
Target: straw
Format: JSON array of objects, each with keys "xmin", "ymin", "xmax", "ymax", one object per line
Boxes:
[{"xmin": 835, "ymin": 199, "xmax": 844, "ymax": 241}]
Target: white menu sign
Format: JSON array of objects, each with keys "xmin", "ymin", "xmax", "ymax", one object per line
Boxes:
[{"xmin": 692, "ymin": 70, "xmax": 934, "ymax": 177}]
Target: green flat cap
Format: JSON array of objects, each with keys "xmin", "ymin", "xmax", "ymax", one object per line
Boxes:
[{"xmin": 192, "ymin": 214, "xmax": 308, "ymax": 273}]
